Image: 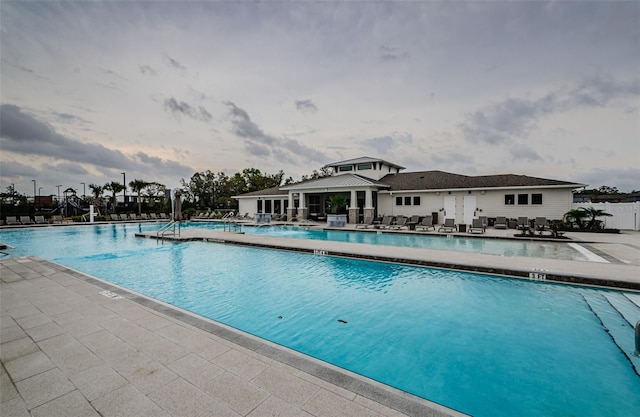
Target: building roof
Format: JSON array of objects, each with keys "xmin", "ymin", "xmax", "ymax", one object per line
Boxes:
[
  {"xmin": 235, "ymin": 186, "xmax": 286, "ymax": 198},
  {"xmin": 381, "ymin": 171, "xmax": 584, "ymax": 191},
  {"xmin": 281, "ymin": 174, "xmax": 389, "ymax": 191},
  {"xmin": 323, "ymin": 156, "xmax": 405, "ymax": 171}
]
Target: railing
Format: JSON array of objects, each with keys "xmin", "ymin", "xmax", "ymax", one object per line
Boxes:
[
  {"xmin": 221, "ymin": 211, "xmax": 241, "ymax": 232},
  {"xmin": 156, "ymin": 220, "xmax": 180, "ymax": 242}
]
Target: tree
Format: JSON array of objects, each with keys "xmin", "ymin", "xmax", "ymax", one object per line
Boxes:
[
  {"xmin": 301, "ymin": 167, "xmax": 331, "ymax": 182},
  {"xmin": 88, "ymin": 184, "xmax": 104, "ymax": 212},
  {"xmin": 327, "ymin": 194, "xmax": 347, "ymax": 214},
  {"xmin": 103, "ymin": 181, "xmax": 124, "ymax": 213},
  {"xmin": 129, "ymin": 179, "xmax": 150, "ymax": 215},
  {"xmin": 180, "ymin": 170, "xmax": 216, "ymax": 207},
  {"xmin": 143, "ymin": 182, "xmax": 166, "ymax": 209},
  {"xmin": 581, "ymin": 207, "xmax": 612, "ymax": 230},
  {"xmin": 563, "ymin": 209, "xmax": 588, "ymax": 230}
]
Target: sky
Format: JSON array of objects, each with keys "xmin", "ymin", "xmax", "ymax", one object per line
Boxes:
[{"xmin": 1, "ymin": 0, "xmax": 639, "ymax": 198}]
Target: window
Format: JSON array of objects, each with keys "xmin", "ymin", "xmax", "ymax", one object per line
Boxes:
[
  {"xmin": 413, "ymin": 196, "xmax": 421, "ymax": 206},
  {"xmin": 264, "ymin": 200, "xmax": 272, "ymax": 213},
  {"xmin": 518, "ymin": 194, "xmax": 529, "ymax": 205},
  {"xmin": 356, "ymin": 163, "xmax": 372, "ymax": 170},
  {"xmin": 257, "ymin": 200, "xmax": 263, "ymax": 213},
  {"xmin": 308, "ymin": 195, "xmax": 321, "ymax": 214},
  {"xmin": 396, "ymin": 196, "xmax": 403, "ymax": 205},
  {"xmin": 404, "ymin": 196, "xmax": 412, "ymax": 206},
  {"xmin": 505, "ymin": 194, "xmax": 515, "ymax": 205},
  {"xmin": 532, "ymin": 193, "xmax": 543, "ymax": 205},
  {"xmin": 338, "ymin": 165, "xmax": 353, "ymax": 172}
]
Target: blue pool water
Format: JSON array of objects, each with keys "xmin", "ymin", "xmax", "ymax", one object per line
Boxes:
[
  {"xmin": 182, "ymin": 222, "xmax": 596, "ymax": 261},
  {"xmin": 1, "ymin": 223, "xmax": 638, "ymax": 417}
]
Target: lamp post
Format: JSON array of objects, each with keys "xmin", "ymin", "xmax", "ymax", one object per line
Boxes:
[
  {"xmin": 80, "ymin": 182, "xmax": 86, "ymax": 202},
  {"xmin": 32, "ymin": 179, "xmax": 36, "ymax": 207},
  {"xmin": 121, "ymin": 172, "xmax": 126, "ymax": 206},
  {"xmin": 38, "ymin": 187, "xmax": 42, "ymax": 196},
  {"xmin": 10, "ymin": 183, "xmax": 14, "ymax": 206},
  {"xmin": 56, "ymin": 185, "xmax": 62, "ymax": 203}
]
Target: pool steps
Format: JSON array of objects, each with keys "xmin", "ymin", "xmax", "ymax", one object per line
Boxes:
[{"xmin": 582, "ymin": 292, "xmax": 640, "ymax": 375}]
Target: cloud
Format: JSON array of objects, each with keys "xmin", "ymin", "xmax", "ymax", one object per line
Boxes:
[
  {"xmin": 224, "ymin": 101, "xmax": 327, "ymax": 165},
  {"xmin": 164, "ymin": 54, "xmax": 186, "ymax": 71},
  {"xmin": 379, "ymin": 45, "xmax": 409, "ymax": 62},
  {"xmin": 509, "ymin": 144, "xmax": 542, "ymax": 161},
  {"xmin": 163, "ymin": 98, "xmax": 212, "ymax": 122},
  {"xmin": 0, "ymin": 103, "xmax": 193, "ymax": 178},
  {"xmin": 295, "ymin": 99, "xmax": 318, "ymax": 113},
  {"xmin": 139, "ymin": 65, "xmax": 158, "ymax": 76},
  {"xmin": 460, "ymin": 76, "xmax": 640, "ymax": 144},
  {"xmin": 572, "ymin": 167, "xmax": 640, "ymax": 193},
  {"xmin": 361, "ymin": 133, "xmax": 413, "ymax": 154}
]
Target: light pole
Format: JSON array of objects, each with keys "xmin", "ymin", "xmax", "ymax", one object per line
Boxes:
[
  {"xmin": 56, "ymin": 185, "xmax": 62, "ymax": 203},
  {"xmin": 80, "ymin": 182, "xmax": 86, "ymax": 202},
  {"xmin": 32, "ymin": 179, "xmax": 36, "ymax": 206},
  {"xmin": 38, "ymin": 187, "xmax": 42, "ymax": 196},
  {"xmin": 121, "ymin": 172, "xmax": 126, "ymax": 205}
]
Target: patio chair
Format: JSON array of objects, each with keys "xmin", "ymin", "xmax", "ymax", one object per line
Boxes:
[
  {"xmin": 415, "ymin": 215, "xmax": 435, "ymax": 231},
  {"xmin": 390, "ymin": 215, "xmax": 409, "ymax": 230},
  {"xmin": 20, "ymin": 216, "xmax": 34, "ymax": 224},
  {"xmin": 52, "ymin": 215, "xmax": 64, "ymax": 224},
  {"xmin": 468, "ymin": 218, "xmax": 485, "ymax": 234},
  {"xmin": 479, "ymin": 216, "xmax": 487, "ymax": 231},
  {"xmin": 438, "ymin": 218, "xmax": 457, "ymax": 233},
  {"xmin": 119, "ymin": 214, "xmax": 128, "ymax": 221},
  {"xmin": 376, "ymin": 215, "xmax": 394, "ymax": 229},
  {"xmin": 535, "ymin": 217, "xmax": 548, "ymax": 232},
  {"xmin": 34, "ymin": 215, "xmax": 48, "ymax": 224},
  {"xmin": 140, "ymin": 213, "xmax": 149, "ymax": 220},
  {"xmin": 517, "ymin": 217, "xmax": 529, "ymax": 231},
  {"xmin": 110, "ymin": 214, "xmax": 120, "ymax": 221},
  {"xmin": 149, "ymin": 213, "xmax": 158, "ymax": 219},
  {"xmin": 6, "ymin": 216, "xmax": 20, "ymax": 225},
  {"xmin": 159, "ymin": 213, "xmax": 168, "ymax": 219},
  {"xmin": 494, "ymin": 216, "xmax": 508, "ymax": 229},
  {"xmin": 356, "ymin": 215, "xmax": 375, "ymax": 228}
]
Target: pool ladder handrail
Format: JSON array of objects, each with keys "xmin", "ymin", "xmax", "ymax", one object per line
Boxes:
[
  {"xmin": 156, "ymin": 220, "xmax": 181, "ymax": 241},
  {"xmin": 221, "ymin": 211, "xmax": 241, "ymax": 232}
]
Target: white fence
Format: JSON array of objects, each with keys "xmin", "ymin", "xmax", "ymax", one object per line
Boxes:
[{"xmin": 572, "ymin": 202, "xmax": 640, "ymax": 231}]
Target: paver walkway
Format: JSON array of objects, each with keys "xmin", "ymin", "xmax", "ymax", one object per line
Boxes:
[{"xmin": 1, "ymin": 257, "xmax": 461, "ymax": 417}]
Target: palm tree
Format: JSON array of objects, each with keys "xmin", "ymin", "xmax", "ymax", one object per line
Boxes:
[
  {"xmin": 563, "ymin": 209, "xmax": 588, "ymax": 230},
  {"xmin": 103, "ymin": 181, "xmax": 124, "ymax": 213},
  {"xmin": 581, "ymin": 207, "xmax": 612, "ymax": 230},
  {"xmin": 88, "ymin": 184, "xmax": 104, "ymax": 212},
  {"xmin": 129, "ymin": 179, "xmax": 150, "ymax": 215}
]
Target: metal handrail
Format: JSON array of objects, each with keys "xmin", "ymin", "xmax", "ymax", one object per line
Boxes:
[{"xmin": 156, "ymin": 220, "xmax": 180, "ymax": 241}]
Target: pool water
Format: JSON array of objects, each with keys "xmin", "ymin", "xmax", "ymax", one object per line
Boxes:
[
  {"xmin": 182, "ymin": 222, "xmax": 601, "ymax": 262},
  {"xmin": 1, "ymin": 223, "xmax": 638, "ymax": 417}
]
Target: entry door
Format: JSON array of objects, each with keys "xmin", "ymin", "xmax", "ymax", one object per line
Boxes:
[
  {"xmin": 463, "ymin": 195, "xmax": 476, "ymax": 225},
  {"xmin": 444, "ymin": 196, "xmax": 456, "ymax": 220}
]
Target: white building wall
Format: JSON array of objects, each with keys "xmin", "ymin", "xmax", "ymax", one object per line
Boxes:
[
  {"xmin": 237, "ymin": 198, "xmax": 255, "ymax": 216},
  {"xmin": 379, "ymin": 188, "xmax": 574, "ymax": 224}
]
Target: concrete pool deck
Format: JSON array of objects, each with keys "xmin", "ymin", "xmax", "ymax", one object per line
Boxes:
[{"xmin": 1, "ymin": 223, "xmax": 639, "ymax": 417}]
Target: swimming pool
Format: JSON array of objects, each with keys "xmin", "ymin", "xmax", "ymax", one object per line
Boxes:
[
  {"xmin": 1, "ymin": 223, "xmax": 639, "ymax": 417},
  {"xmin": 182, "ymin": 222, "xmax": 603, "ymax": 262}
]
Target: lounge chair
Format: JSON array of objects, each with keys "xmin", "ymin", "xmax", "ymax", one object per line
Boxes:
[
  {"xmin": 356, "ymin": 215, "xmax": 374, "ymax": 229},
  {"xmin": 535, "ymin": 217, "xmax": 547, "ymax": 232},
  {"xmin": 468, "ymin": 218, "xmax": 485, "ymax": 234},
  {"xmin": 6, "ymin": 216, "xmax": 20, "ymax": 225},
  {"xmin": 390, "ymin": 215, "xmax": 409, "ymax": 230},
  {"xmin": 20, "ymin": 216, "xmax": 34, "ymax": 224},
  {"xmin": 415, "ymin": 215, "xmax": 435, "ymax": 231},
  {"xmin": 110, "ymin": 214, "xmax": 120, "ymax": 221},
  {"xmin": 52, "ymin": 215, "xmax": 64, "ymax": 224},
  {"xmin": 376, "ymin": 215, "xmax": 394, "ymax": 229},
  {"xmin": 118, "ymin": 214, "xmax": 128, "ymax": 221},
  {"xmin": 140, "ymin": 213, "xmax": 149, "ymax": 220},
  {"xmin": 517, "ymin": 217, "xmax": 529, "ymax": 231},
  {"xmin": 438, "ymin": 218, "xmax": 457, "ymax": 233},
  {"xmin": 159, "ymin": 213, "xmax": 167, "ymax": 219},
  {"xmin": 34, "ymin": 215, "xmax": 48, "ymax": 224},
  {"xmin": 479, "ymin": 216, "xmax": 487, "ymax": 231},
  {"xmin": 149, "ymin": 213, "xmax": 158, "ymax": 219},
  {"xmin": 494, "ymin": 216, "xmax": 508, "ymax": 229}
]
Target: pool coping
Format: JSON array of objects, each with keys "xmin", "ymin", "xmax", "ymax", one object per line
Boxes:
[
  {"xmin": 135, "ymin": 230, "xmax": 640, "ymax": 291},
  {"xmin": 31, "ymin": 257, "xmax": 469, "ymax": 417}
]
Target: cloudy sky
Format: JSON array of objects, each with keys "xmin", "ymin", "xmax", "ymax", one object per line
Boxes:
[{"xmin": 1, "ymin": 1, "xmax": 639, "ymax": 197}]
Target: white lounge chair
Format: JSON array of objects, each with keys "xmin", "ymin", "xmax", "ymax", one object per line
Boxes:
[
  {"xmin": 415, "ymin": 215, "xmax": 435, "ymax": 231},
  {"xmin": 356, "ymin": 215, "xmax": 374, "ymax": 229},
  {"xmin": 34, "ymin": 215, "xmax": 48, "ymax": 224},
  {"xmin": 468, "ymin": 218, "xmax": 485, "ymax": 234},
  {"xmin": 20, "ymin": 216, "xmax": 34, "ymax": 224},
  {"xmin": 494, "ymin": 216, "xmax": 508, "ymax": 229},
  {"xmin": 6, "ymin": 216, "xmax": 20, "ymax": 225},
  {"xmin": 390, "ymin": 215, "xmax": 409, "ymax": 230}
]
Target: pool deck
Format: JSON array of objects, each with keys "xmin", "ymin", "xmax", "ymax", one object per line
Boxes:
[{"xmin": 1, "ymin": 223, "xmax": 639, "ymax": 417}]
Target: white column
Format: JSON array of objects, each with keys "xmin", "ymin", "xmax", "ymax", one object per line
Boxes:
[
  {"xmin": 288, "ymin": 193, "xmax": 294, "ymax": 208},
  {"xmin": 298, "ymin": 192, "xmax": 305, "ymax": 208},
  {"xmin": 365, "ymin": 189, "xmax": 373, "ymax": 209},
  {"xmin": 350, "ymin": 190, "xmax": 357, "ymax": 209}
]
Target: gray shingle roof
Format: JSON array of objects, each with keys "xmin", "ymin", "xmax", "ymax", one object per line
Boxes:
[{"xmin": 381, "ymin": 171, "xmax": 583, "ymax": 191}]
